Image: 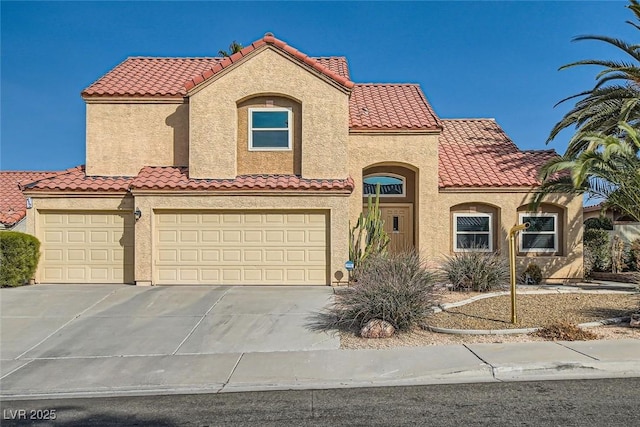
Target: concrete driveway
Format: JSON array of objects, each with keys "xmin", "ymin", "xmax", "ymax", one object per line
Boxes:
[{"xmin": 1, "ymin": 284, "xmax": 339, "ymax": 365}]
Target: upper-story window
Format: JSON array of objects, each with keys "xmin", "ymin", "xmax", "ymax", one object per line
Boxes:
[
  {"xmin": 248, "ymin": 107, "xmax": 292, "ymax": 150},
  {"xmin": 363, "ymin": 173, "xmax": 405, "ymax": 197},
  {"xmin": 453, "ymin": 213, "xmax": 493, "ymax": 252},
  {"xmin": 519, "ymin": 213, "xmax": 558, "ymax": 253}
]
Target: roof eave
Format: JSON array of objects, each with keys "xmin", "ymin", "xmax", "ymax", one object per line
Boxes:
[{"xmin": 349, "ymin": 127, "xmax": 441, "ymax": 135}]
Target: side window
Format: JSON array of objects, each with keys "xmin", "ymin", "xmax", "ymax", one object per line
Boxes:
[
  {"xmin": 453, "ymin": 213, "xmax": 492, "ymax": 252},
  {"xmin": 519, "ymin": 213, "xmax": 558, "ymax": 252},
  {"xmin": 363, "ymin": 174, "xmax": 405, "ymax": 197},
  {"xmin": 248, "ymin": 108, "xmax": 292, "ymax": 150}
]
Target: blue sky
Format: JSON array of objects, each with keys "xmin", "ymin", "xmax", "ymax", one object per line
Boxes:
[{"xmin": 1, "ymin": 1, "xmax": 636, "ymax": 171}]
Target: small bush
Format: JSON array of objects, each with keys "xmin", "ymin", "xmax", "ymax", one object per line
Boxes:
[
  {"xmin": 583, "ymin": 246, "xmax": 595, "ymax": 280},
  {"xmin": 323, "ymin": 252, "xmax": 437, "ymax": 332},
  {"xmin": 627, "ymin": 238, "xmax": 640, "ymax": 272},
  {"xmin": 520, "ymin": 262, "xmax": 543, "ymax": 285},
  {"xmin": 441, "ymin": 251, "xmax": 509, "ymax": 292},
  {"xmin": 531, "ymin": 322, "xmax": 598, "ymax": 341},
  {"xmin": 0, "ymin": 232, "xmax": 41, "ymax": 287},
  {"xmin": 584, "ymin": 216, "xmax": 613, "ymax": 231},
  {"xmin": 583, "ymin": 229, "xmax": 611, "ymax": 272}
]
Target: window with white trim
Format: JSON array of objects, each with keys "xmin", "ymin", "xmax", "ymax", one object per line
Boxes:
[
  {"xmin": 519, "ymin": 213, "xmax": 558, "ymax": 252},
  {"xmin": 453, "ymin": 213, "xmax": 492, "ymax": 251},
  {"xmin": 363, "ymin": 174, "xmax": 406, "ymax": 197},
  {"xmin": 248, "ymin": 107, "xmax": 292, "ymax": 150}
]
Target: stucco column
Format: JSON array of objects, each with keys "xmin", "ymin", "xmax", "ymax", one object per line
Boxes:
[{"xmin": 133, "ymin": 196, "xmax": 153, "ymax": 286}]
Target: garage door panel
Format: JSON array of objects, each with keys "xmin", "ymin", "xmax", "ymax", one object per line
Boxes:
[
  {"xmin": 39, "ymin": 211, "xmax": 133, "ymax": 284},
  {"xmin": 155, "ymin": 211, "xmax": 328, "ymax": 285},
  {"xmin": 244, "ymin": 250, "xmax": 262, "ymax": 262}
]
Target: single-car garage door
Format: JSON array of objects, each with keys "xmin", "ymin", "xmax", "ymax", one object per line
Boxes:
[
  {"xmin": 154, "ymin": 211, "xmax": 328, "ymax": 285},
  {"xmin": 39, "ymin": 211, "xmax": 134, "ymax": 283}
]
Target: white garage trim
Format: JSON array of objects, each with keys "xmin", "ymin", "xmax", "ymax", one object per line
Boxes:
[
  {"xmin": 38, "ymin": 211, "xmax": 134, "ymax": 284},
  {"xmin": 154, "ymin": 210, "xmax": 329, "ymax": 285}
]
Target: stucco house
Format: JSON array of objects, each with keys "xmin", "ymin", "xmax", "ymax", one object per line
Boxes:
[{"xmin": 4, "ymin": 33, "xmax": 583, "ymax": 285}]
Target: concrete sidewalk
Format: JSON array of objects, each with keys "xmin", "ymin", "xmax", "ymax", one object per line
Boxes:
[{"xmin": 2, "ymin": 339, "xmax": 639, "ymax": 400}]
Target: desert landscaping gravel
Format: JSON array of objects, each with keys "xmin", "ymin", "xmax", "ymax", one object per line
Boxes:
[
  {"xmin": 427, "ymin": 293, "xmax": 637, "ymax": 329},
  {"xmin": 341, "ymin": 291, "xmax": 640, "ymax": 350}
]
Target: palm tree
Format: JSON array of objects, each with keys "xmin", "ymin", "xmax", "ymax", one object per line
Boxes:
[
  {"xmin": 218, "ymin": 41, "xmax": 243, "ymax": 57},
  {"xmin": 535, "ymin": 122, "xmax": 640, "ymax": 221},
  {"xmin": 547, "ymin": 0, "xmax": 640, "ymax": 157}
]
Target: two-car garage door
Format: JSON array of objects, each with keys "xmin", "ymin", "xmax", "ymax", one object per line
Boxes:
[{"xmin": 154, "ymin": 211, "xmax": 328, "ymax": 285}]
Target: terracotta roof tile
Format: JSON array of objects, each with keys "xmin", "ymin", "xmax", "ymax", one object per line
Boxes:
[
  {"xmin": 438, "ymin": 119, "xmax": 556, "ymax": 188},
  {"xmin": 83, "ymin": 35, "xmax": 353, "ymax": 98},
  {"xmin": 0, "ymin": 171, "xmax": 60, "ymax": 226},
  {"xmin": 131, "ymin": 166, "xmax": 355, "ymax": 192},
  {"xmin": 349, "ymin": 84, "xmax": 441, "ymax": 130},
  {"xmin": 23, "ymin": 166, "xmax": 133, "ymax": 192}
]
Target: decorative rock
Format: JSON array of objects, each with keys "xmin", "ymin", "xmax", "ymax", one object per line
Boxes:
[
  {"xmin": 630, "ymin": 313, "xmax": 640, "ymax": 328},
  {"xmin": 360, "ymin": 319, "xmax": 395, "ymax": 338}
]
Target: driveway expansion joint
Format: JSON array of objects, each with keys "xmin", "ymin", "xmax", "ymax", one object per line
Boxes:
[
  {"xmin": 171, "ymin": 287, "xmax": 233, "ymax": 355},
  {"xmin": 13, "ymin": 288, "xmax": 121, "ymax": 360}
]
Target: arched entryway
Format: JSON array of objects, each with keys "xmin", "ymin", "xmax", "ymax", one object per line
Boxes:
[{"xmin": 363, "ymin": 164, "xmax": 417, "ymax": 253}]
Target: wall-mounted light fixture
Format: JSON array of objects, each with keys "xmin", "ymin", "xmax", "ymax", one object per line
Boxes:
[
  {"xmin": 134, "ymin": 208, "xmax": 142, "ymax": 222},
  {"xmin": 26, "ymin": 197, "xmax": 33, "ymax": 209}
]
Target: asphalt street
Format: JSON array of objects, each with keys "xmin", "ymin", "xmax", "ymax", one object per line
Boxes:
[{"xmin": 1, "ymin": 378, "xmax": 638, "ymax": 426}]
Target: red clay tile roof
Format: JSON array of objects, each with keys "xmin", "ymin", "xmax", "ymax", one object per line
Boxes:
[
  {"xmin": 438, "ymin": 119, "xmax": 557, "ymax": 188},
  {"xmin": 131, "ymin": 166, "xmax": 355, "ymax": 192},
  {"xmin": 8, "ymin": 166, "xmax": 353, "ymax": 195},
  {"xmin": 83, "ymin": 58, "xmax": 222, "ymax": 98},
  {"xmin": 22, "ymin": 166, "xmax": 133, "ymax": 192},
  {"xmin": 82, "ymin": 36, "xmax": 353, "ymax": 98},
  {"xmin": 0, "ymin": 171, "xmax": 60, "ymax": 225},
  {"xmin": 11, "ymin": 165, "xmax": 353, "ymax": 194},
  {"xmin": 350, "ymin": 84, "xmax": 441, "ymax": 131}
]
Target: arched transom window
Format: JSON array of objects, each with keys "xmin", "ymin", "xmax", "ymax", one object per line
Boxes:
[{"xmin": 363, "ymin": 173, "xmax": 406, "ymax": 197}]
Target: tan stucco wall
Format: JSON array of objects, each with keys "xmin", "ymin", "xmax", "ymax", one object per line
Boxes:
[
  {"xmin": 237, "ymin": 96, "xmax": 302, "ymax": 175},
  {"xmin": 348, "ymin": 131, "xmax": 582, "ymax": 281},
  {"xmin": 24, "ymin": 194, "xmax": 135, "ymax": 283},
  {"xmin": 86, "ymin": 102, "xmax": 189, "ymax": 176},
  {"xmin": 189, "ymin": 48, "xmax": 349, "ymax": 179},
  {"xmin": 348, "ymin": 132, "xmax": 440, "ymax": 253},
  {"xmin": 132, "ymin": 193, "xmax": 350, "ymax": 286},
  {"xmin": 436, "ymin": 191, "xmax": 584, "ymax": 281}
]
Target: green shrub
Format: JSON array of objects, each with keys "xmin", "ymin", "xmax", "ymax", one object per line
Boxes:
[
  {"xmin": 441, "ymin": 251, "xmax": 509, "ymax": 292},
  {"xmin": 521, "ymin": 262, "xmax": 543, "ymax": 285},
  {"xmin": 583, "ymin": 246, "xmax": 595, "ymax": 280},
  {"xmin": 583, "ymin": 229, "xmax": 611, "ymax": 272},
  {"xmin": 0, "ymin": 232, "xmax": 41, "ymax": 287},
  {"xmin": 323, "ymin": 252, "xmax": 437, "ymax": 332},
  {"xmin": 627, "ymin": 238, "xmax": 640, "ymax": 272},
  {"xmin": 584, "ymin": 216, "xmax": 613, "ymax": 231}
]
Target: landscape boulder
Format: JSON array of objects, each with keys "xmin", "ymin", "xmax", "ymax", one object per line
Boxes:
[{"xmin": 360, "ymin": 319, "xmax": 395, "ymax": 338}]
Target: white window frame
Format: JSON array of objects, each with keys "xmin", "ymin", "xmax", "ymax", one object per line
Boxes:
[
  {"xmin": 363, "ymin": 173, "xmax": 406, "ymax": 198},
  {"xmin": 248, "ymin": 107, "xmax": 292, "ymax": 151},
  {"xmin": 519, "ymin": 212, "xmax": 558, "ymax": 253},
  {"xmin": 453, "ymin": 213, "xmax": 493, "ymax": 252}
]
